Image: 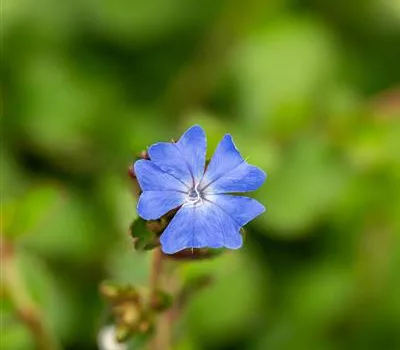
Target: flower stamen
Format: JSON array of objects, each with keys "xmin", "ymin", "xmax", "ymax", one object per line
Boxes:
[{"xmin": 186, "ymin": 185, "xmax": 202, "ymax": 205}]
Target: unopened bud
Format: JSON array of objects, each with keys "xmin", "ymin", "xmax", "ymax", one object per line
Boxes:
[
  {"xmin": 99, "ymin": 282, "xmax": 119, "ymax": 300},
  {"xmin": 138, "ymin": 320, "xmax": 151, "ymax": 334},
  {"xmin": 146, "ymin": 220, "xmax": 163, "ymax": 234}
]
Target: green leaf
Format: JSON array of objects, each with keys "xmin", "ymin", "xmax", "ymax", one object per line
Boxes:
[
  {"xmin": 180, "ymin": 251, "xmax": 266, "ymax": 343},
  {"xmin": 232, "ymin": 16, "xmax": 337, "ymax": 130},
  {"xmin": 19, "ymin": 191, "xmax": 108, "ymax": 261},
  {"xmin": 0, "ymin": 298, "xmax": 36, "ymax": 350},
  {"xmin": 0, "ymin": 319, "xmax": 35, "ymax": 350},
  {"xmin": 3, "ymin": 184, "xmax": 63, "ymax": 239},
  {"xmin": 129, "ymin": 218, "xmax": 159, "ymax": 251},
  {"xmin": 258, "ymin": 137, "xmax": 349, "ymax": 236}
]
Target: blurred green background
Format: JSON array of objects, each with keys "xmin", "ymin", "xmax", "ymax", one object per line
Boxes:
[{"xmin": 2, "ymin": 0, "xmax": 400, "ymax": 349}]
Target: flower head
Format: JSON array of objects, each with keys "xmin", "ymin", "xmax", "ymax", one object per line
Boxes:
[{"xmin": 134, "ymin": 125, "xmax": 266, "ymax": 254}]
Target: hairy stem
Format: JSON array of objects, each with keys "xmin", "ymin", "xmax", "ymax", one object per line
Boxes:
[
  {"xmin": 149, "ymin": 248, "xmax": 163, "ymax": 297},
  {"xmin": 149, "ymin": 248, "xmax": 171, "ymax": 350}
]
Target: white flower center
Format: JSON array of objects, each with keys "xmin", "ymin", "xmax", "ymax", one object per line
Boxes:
[{"xmin": 186, "ymin": 185, "xmax": 203, "ymax": 205}]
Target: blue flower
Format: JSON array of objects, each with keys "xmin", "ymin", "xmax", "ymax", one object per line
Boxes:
[{"xmin": 134, "ymin": 125, "xmax": 266, "ymax": 254}]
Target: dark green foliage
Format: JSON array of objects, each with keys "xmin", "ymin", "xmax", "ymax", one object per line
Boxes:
[
  {"xmin": 130, "ymin": 218, "xmax": 160, "ymax": 251},
  {"xmin": 2, "ymin": 0, "xmax": 400, "ymax": 349}
]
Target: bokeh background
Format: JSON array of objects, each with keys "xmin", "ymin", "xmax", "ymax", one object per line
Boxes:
[{"xmin": 2, "ymin": 0, "xmax": 400, "ymax": 349}]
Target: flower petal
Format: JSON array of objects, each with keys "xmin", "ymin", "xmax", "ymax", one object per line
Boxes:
[
  {"xmin": 137, "ymin": 191, "xmax": 185, "ymax": 220},
  {"xmin": 200, "ymin": 133, "xmax": 266, "ymax": 193},
  {"xmin": 176, "ymin": 125, "xmax": 206, "ymax": 184},
  {"xmin": 160, "ymin": 201, "xmax": 242, "ymax": 254},
  {"xmin": 205, "ymin": 194, "xmax": 265, "ymax": 226},
  {"xmin": 203, "ymin": 162, "xmax": 266, "ymax": 193},
  {"xmin": 134, "ymin": 159, "xmax": 188, "ymax": 192},
  {"xmin": 200, "ymin": 134, "xmax": 243, "ymax": 188},
  {"xmin": 148, "ymin": 142, "xmax": 192, "ymax": 187}
]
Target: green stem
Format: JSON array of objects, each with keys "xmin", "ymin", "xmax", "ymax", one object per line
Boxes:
[{"xmin": 1, "ymin": 237, "xmax": 61, "ymax": 350}]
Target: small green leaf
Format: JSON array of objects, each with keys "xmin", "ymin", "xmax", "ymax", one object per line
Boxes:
[{"xmin": 129, "ymin": 218, "xmax": 159, "ymax": 251}]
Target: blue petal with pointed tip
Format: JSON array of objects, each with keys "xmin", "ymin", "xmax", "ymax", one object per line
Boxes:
[
  {"xmin": 205, "ymin": 194, "xmax": 265, "ymax": 226},
  {"xmin": 200, "ymin": 134, "xmax": 243, "ymax": 188},
  {"xmin": 137, "ymin": 191, "xmax": 185, "ymax": 220},
  {"xmin": 176, "ymin": 125, "xmax": 206, "ymax": 184},
  {"xmin": 148, "ymin": 142, "xmax": 193, "ymax": 187},
  {"xmin": 160, "ymin": 201, "xmax": 242, "ymax": 254},
  {"xmin": 200, "ymin": 134, "xmax": 266, "ymax": 193},
  {"xmin": 134, "ymin": 160, "xmax": 188, "ymax": 192},
  {"xmin": 204, "ymin": 161, "xmax": 266, "ymax": 193}
]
